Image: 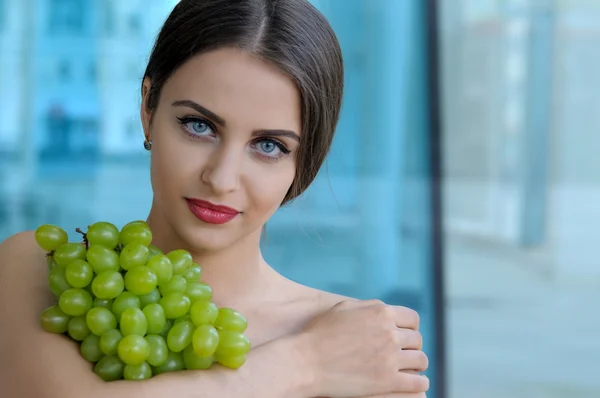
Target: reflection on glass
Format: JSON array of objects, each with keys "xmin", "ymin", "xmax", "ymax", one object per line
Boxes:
[{"xmin": 440, "ymin": 1, "xmax": 600, "ymax": 397}]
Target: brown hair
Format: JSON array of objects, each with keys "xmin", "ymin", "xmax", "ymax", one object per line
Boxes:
[{"xmin": 142, "ymin": 0, "xmax": 344, "ymax": 204}]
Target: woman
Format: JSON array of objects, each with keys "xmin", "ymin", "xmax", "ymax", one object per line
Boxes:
[{"xmin": 0, "ymin": 0, "xmax": 429, "ymax": 397}]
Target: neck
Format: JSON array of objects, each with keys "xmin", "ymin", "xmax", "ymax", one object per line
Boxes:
[{"xmin": 145, "ymin": 208, "xmax": 273, "ymax": 309}]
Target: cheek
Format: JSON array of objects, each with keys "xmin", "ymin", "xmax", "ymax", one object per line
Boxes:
[
  {"xmin": 246, "ymin": 165, "xmax": 296, "ymax": 215},
  {"xmin": 150, "ymin": 132, "xmax": 199, "ymax": 199}
]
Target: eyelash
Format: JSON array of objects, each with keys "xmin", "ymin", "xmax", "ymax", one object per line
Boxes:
[{"xmin": 176, "ymin": 116, "xmax": 292, "ymax": 161}]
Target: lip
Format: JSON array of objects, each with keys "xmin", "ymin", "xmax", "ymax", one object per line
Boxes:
[{"xmin": 185, "ymin": 198, "xmax": 240, "ymax": 225}]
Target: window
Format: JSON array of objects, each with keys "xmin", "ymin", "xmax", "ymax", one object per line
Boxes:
[
  {"xmin": 128, "ymin": 14, "xmax": 141, "ymax": 36},
  {"xmin": 88, "ymin": 62, "xmax": 96, "ymax": 82},
  {"xmin": 47, "ymin": 0, "xmax": 84, "ymax": 34},
  {"xmin": 103, "ymin": 0, "xmax": 115, "ymax": 36},
  {"xmin": 0, "ymin": 0, "xmax": 4, "ymax": 32},
  {"xmin": 58, "ymin": 60, "xmax": 71, "ymax": 82}
]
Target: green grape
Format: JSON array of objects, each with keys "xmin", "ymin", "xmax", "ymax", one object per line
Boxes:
[
  {"xmin": 148, "ymin": 244, "xmax": 163, "ymax": 259},
  {"xmin": 159, "ymin": 292, "xmax": 191, "ymax": 319},
  {"xmin": 123, "ymin": 220, "xmax": 147, "ymax": 226},
  {"xmin": 139, "ymin": 288, "xmax": 161, "ymax": 308},
  {"xmin": 183, "ymin": 263, "xmax": 202, "ymax": 282},
  {"xmin": 124, "ymin": 362, "xmax": 152, "ymax": 380},
  {"xmin": 215, "ymin": 330, "xmax": 251, "ymax": 357},
  {"xmin": 120, "ymin": 308, "xmax": 148, "ymax": 336},
  {"xmin": 92, "ymin": 271, "xmax": 124, "ymax": 300},
  {"xmin": 81, "ymin": 334, "xmax": 104, "ymax": 362},
  {"xmin": 35, "ymin": 224, "xmax": 68, "ymax": 252},
  {"xmin": 120, "ymin": 242, "xmax": 149, "ymax": 270},
  {"xmin": 93, "ymin": 298, "xmax": 113, "ymax": 311},
  {"xmin": 185, "ymin": 282, "xmax": 212, "ymax": 303},
  {"xmin": 54, "ymin": 243, "xmax": 86, "ymax": 266},
  {"xmin": 190, "ymin": 301, "xmax": 218, "ymax": 326},
  {"xmin": 87, "ymin": 245, "xmax": 120, "ymax": 274},
  {"xmin": 166, "ymin": 320, "xmax": 194, "ymax": 352},
  {"xmin": 118, "ymin": 334, "xmax": 150, "ymax": 365},
  {"xmin": 86, "ymin": 307, "xmax": 117, "ymax": 336},
  {"xmin": 86, "ymin": 222, "xmax": 120, "ymax": 249},
  {"xmin": 40, "ymin": 305, "xmax": 70, "ymax": 334},
  {"xmin": 124, "ymin": 266, "xmax": 157, "ymax": 296},
  {"xmin": 146, "ymin": 254, "xmax": 173, "ymax": 286},
  {"xmin": 214, "ymin": 307, "xmax": 247, "ymax": 333},
  {"xmin": 68, "ymin": 316, "xmax": 91, "ymax": 341},
  {"xmin": 112, "ymin": 291, "xmax": 141, "ymax": 321},
  {"xmin": 183, "ymin": 344, "xmax": 213, "ymax": 370},
  {"xmin": 151, "ymin": 350, "xmax": 185, "ymax": 375},
  {"xmin": 48, "ymin": 265, "xmax": 72, "ymax": 298},
  {"xmin": 143, "ymin": 303, "xmax": 166, "ymax": 335},
  {"xmin": 166, "ymin": 249, "xmax": 193, "ymax": 275},
  {"xmin": 191, "ymin": 324, "xmax": 219, "ymax": 357},
  {"xmin": 174, "ymin": 314, "xmax": 191, "ymax": 325},
  {"xmin": 94, "ymin": 355, "xmax": 125, "ymax": 381},
  {"xmin": 65, "ymin": 259, "xmax": 94, "ymax": 288},
  {"xmin": 59, "ymin": 288, "xmax": 93, "ymax": 317},
  {"xmin": 100, "ymin": 329, "xmax": 123, "ymax": 356},
  {"xmin": 158, "ymin": 275, "xmax": 186, "ymax": 295},
  {"xmin": 119, "ymin": 222, "xmax": 152, "ymax": 247},
  {"xmin": 145, "ymin": 335, "xmax": 168, "ymax": 367},
  {"xmin": 215, "ymin": 353, "xmax": 246, "ymax": 369},
  {"xmin": 159, "ymin": 319, "xmax": 173, "ymax": 340}
]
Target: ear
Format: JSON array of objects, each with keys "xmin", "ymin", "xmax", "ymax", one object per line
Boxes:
[{"xmin": 140, "ymin": 77, "xmax": 153, "ymax": 141}]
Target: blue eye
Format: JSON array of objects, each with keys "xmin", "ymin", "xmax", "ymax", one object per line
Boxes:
[
  {"xmin": 177, "ymin": 117, "xmax": 214, "ymax": 137},
  {"xmin": 253, "ymin": 139, "xmax": 291, "ymax": 160},
  {"xmin": 190, "ymin": 121, "xmax": 210, "ymax": 134},
  {"xmin": 259, "ymin": 141, "xmax": 278, "ymax": 154}
]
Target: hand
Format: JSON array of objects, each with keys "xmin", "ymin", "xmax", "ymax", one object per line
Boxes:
[{"xmin": 297, "ymin": 299, "xmax": 429, "ymax": 398}]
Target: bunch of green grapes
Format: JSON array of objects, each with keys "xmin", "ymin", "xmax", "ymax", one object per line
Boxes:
[{"xmin": 36, "ymin": 221, "xmax": 251, "ymax": 381}]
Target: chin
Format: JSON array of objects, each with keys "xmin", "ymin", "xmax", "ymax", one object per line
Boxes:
[{"xmin": 173, "ymin": 219, "xmax": 246, "ymax": 253}]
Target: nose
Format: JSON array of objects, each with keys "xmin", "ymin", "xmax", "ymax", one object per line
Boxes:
[{"xmin": 200, "ymin": 144, "xmax": 242, "ymax": 195}]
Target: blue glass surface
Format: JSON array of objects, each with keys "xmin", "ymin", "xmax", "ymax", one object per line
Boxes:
[{"xmin": 0, "ymin": 0, "xmax": 441, "ymax": 396}]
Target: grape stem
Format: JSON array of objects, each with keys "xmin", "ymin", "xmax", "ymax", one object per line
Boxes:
[
  {"xmin": 75, "ymin": 227, "xmax": 89, "ymax": 249},
  {"xmin": 45, "ymin": 253, "xmax": 54, "ymax": 271}
]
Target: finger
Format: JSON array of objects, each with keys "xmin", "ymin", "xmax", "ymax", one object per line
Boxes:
[
  {"xmin": 391, "ymin": 372, "xmax": 430, "ymax": 394},
  {"xmin": 396, "ymin": 329, "xmax": 423, "ymax": 350},
  {"xmin": 397, "ymin": 350, "xmax": 429, "ymax": 372},
  {"xmin": 333, "ymin": 298, "xmax": 379, "ymax": 310},
  {"xmin": 391, "ymin": 306, "xmax": 420, "ymax": 330}
]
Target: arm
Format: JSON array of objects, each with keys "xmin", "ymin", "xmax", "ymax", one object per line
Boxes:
[{"xmin": 0, "ymin": 232, "xmax": 315, "ymax": 398}]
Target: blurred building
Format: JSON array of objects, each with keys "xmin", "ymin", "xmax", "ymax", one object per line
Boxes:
[
  {"xmin": 0, "ymin": 0, "xmax": 175, "ymax": 157},
  {"xmin": 97, "ymin": 0, "xmax": 176, "ymax": 155},
  {"xmin": 0, "ymin": 0, "xmax": 26, "ymax": 151},
  {"xmin": 441, "ymin": 0, "xmax": 600, "ymax": 282}
]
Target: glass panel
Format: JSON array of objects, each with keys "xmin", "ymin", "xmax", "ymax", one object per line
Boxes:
[
  {"xmin": 265, "ymin": 1, "xmax": 442, "ymax": 396},
  {"xmin": 47, "ymin": 0, "xmax": 85, "ymax": 34},
  {"xmin": 439, "ymin": 0, "xmax": 600, "ymax": 397},
  {"xmin": 1, "ymin": 0, "xmax": 442, "ymax": 396}
]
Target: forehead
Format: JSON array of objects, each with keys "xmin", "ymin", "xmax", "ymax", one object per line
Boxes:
[{"xmin": 160, "ymin": 47, "xmax": 302, "ymax": 134}]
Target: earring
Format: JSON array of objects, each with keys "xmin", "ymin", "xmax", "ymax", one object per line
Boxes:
[{"xmin": 143, "ymin": 138, "xmax": 152, "ymax": 151}]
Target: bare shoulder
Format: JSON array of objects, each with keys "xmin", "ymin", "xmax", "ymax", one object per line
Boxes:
[
  {"xmin": 291, "ymin": 282, "xmax": 359, "ymax": 316},
  {"xmin": 0, "ymin": 230, "xmax": 44, "ymax": 267},
  {"xmin": 0, "ymin": 229, "xmax": 36, "ymax": 246},
  {"xmin": 0, "ymin": 230, "xmax": 54, "ymax": 310}
]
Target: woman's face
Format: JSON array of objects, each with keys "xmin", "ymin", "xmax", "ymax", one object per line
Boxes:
[{"xmin": 141, "ymin": 47, "xmax": 302, "ymax": 252}]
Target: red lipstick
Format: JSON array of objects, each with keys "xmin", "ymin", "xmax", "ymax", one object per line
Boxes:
[{"xmin": 185, "ymin": 198, "xmax": 240, "ymax": 225}]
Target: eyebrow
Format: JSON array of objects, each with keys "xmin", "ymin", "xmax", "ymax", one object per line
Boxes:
[
  {"xmin": 172, "ymin": 99, "xmax": 300, "ymax": 142},
  {"xmin": 172, "ymin": 100, "xmax": 226, "ymax": 126}
]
